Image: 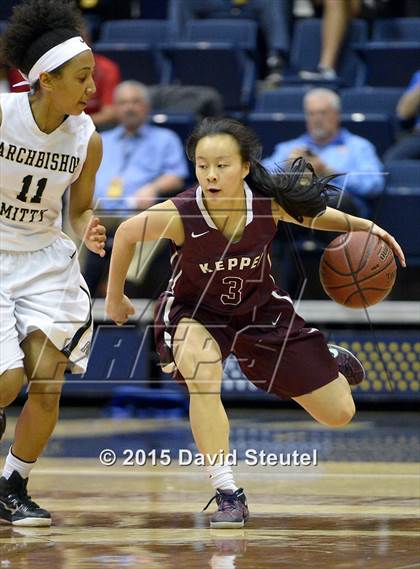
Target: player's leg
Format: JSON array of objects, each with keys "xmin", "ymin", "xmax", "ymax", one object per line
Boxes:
[
  {"xmin": 0, "ymin": 287, "xmax": 26, "ymax": 440},
  {"xmin": 173, "ymin": 317, "xmax": 227, "ymax": 459},
  {"xmin": 319, "ymin": 0, "xmax": 354, "ymax": 72},
  {"xmin": 293, "ymin": 372, "xmax": 356, "ymax": 427},
  {"xmin": 0, "ymin": 330, "xmax": 68, "ymax": 526},
  {"xmin": 0, "ymin": 369, "xmax": 25, "ymax": 443},
  {"xmin": 14, "ymin": 329, "xmax": 68, "ymax": 460},
  {"xmin": 234, "ymin": 294, "xmax": 362, "ymax": 427},
  {"xmin": 0, "ymin": 368, "xmax": 25, "ymax": 409},
  {"xmin": 172, "ymin": 317, "xmax": 249, "ymax": 528}
]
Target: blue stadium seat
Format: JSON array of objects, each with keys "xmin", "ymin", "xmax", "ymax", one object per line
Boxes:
[
  {"xmin": 99, "ymin": 20, "xmax": 176, "ymax": 44},
  {"xmin": 377, "ymin": 161, "xmax": 420, "ymax": 264},
  {"xmin": 164, "ymin": 43, "xmax": 256, "ymax": 110},
  {"xmin": 254, "ymin": 86, "xmax": 311, "ymax": 113},
  {"xmin": 163, "ymin": 20, "xmax": 257, "ymax": 110},
  {"xmin": 372, "ymin": 18, "xmax": 420, "ymax": 41},
  {"xmin": 384, "ymin": 160, "xmax": 420, "ymax": 188},
  {"xmin": 247, "ymin": 113, "xmax": 306, "ymax": 158},
  {"xmin": 353, "ymin": 42, "xmax": 420, "ymax": 87},
  {"xmin": 355, "ymin": 17, "xmax": 420, "ymax": 88},
  {"xmin": 248, "ymin": 112, "xmax": 393, "ymax": 158},
  {"xmin": 341, "ymin": 88, "xmax": 403, "ymax": 117},
  {"xmin": 96, "ymin": 20, "xmax": 174, "ymax": 85},
  {"xmin": 258, "ymin": 87, "xmax": 403, "ymax": 117},
  {"xmin": 93, "ymin": 43, "xmax": 171, "ymax": 85},
  {"xmin": 184, "ymin": 19, "xmax": 257, "ymax": 52},
  {"xmin": 286, "ymin": 18, "xmax": 368, "ymax": 87}
]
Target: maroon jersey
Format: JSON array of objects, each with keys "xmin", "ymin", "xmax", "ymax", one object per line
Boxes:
[{"xmin": 167, "ymin": 183, "xmax": 278, "ymax": 316}]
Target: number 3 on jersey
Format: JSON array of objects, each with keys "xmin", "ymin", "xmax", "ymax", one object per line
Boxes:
[
  {"xmin": 221, "ymin": 277, "xmax": 243, "ymax": 305},
  {"xmin": 16, "ymin": 175, "xmax": 47, "ymax": 204}
]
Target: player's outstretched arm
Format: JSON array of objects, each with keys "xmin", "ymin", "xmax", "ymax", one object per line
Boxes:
[
  {"xmin": 273, "ymin": 201, "xmax": 406, "ymax": 267},
  {"xmin": 311, "ymin": 207, "xmax": 405, "ymax": 267},
  {"xmin": 69, "ymin": 132, "xmax": 106, "ymax": 257},
  {"xmin": 105, "ymin": 200, "xmax": 184, "ymax": 325}
]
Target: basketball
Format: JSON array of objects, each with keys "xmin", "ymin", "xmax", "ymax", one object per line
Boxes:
[{"xmin": 319, "ymin": 232, "xmax": 397, "ymax": 308}]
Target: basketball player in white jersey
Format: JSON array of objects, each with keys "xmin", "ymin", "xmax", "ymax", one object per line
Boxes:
[{"xmin": 0, "ymin": 0, "xmax": 106, "ymax": 525}]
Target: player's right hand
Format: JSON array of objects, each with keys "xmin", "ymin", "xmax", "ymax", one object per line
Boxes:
[
  {"xmin": 105, "ymin": 295, "xmax": 135, "ymax": 326},
  {"xmin": 371, "ymin": 223, "xmax": 406, "ymax": 268}
]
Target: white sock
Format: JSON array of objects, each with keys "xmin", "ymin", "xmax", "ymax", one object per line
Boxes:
[
  {"xmin": 2, "ymin": 447, "xmax": 36, "ymax": 480},
  {"xmin": 207, "ymin": 463, "xmax": 238, "ymax": 492}
]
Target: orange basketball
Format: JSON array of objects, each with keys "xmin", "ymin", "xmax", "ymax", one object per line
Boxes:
[{"xmin": 319, "ymin": 231, "xmax": 397, "ymax": 308}]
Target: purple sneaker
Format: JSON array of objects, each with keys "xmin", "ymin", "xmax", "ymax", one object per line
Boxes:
[
  {"xmin": 328, "ymin": 344, "xmax": 365, "ymax": 386},
  {"xmin": 203, "ymin": 488, "xmax": 249, "ymax": 529}
]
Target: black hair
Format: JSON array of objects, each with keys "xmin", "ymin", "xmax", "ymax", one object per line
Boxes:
[
  {"xmin": 186, "ymin": 117, "xmax": 340, "ymax": 223},
  {"xmin": 0, "ymin": 0, "xmax": 85, "ymax": 81}
]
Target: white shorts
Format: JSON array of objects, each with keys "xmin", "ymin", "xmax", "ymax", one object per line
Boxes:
[{"xmin": 0, "ymin": 235, "xmax": 92, "ymax": 375}]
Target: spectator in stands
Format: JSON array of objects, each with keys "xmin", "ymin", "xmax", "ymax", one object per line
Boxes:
[
  {"xmin": 84, "ymin": 80, "xmax": 188, "ymax": 295},
  {"xmin": 82, "ymin": 25, "xmax": 121, "ymax": 129},
  {"xmin": 384, "ymin": 70, "xmax": 420, "ymax": 161},
  {"xmin": 263, "ymin": 88, "xmax": 384, "ymax": 218},
  {"xmin": 168, "ymin": 0, "xmax": 292, "ymax": 86},
  {"xmin": 300, "ymin": 0, "xmax": 361, "ymax": 81}
]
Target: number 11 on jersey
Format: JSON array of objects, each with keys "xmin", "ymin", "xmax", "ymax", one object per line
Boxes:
[{"xmin": 16, "ymin": 175, "xmax": 48, "ymax": 204}]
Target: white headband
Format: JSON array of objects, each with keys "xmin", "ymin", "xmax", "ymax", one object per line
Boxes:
[{"xmin": 15, "ymin": 36, "xmax": 91, "ymax": 87}]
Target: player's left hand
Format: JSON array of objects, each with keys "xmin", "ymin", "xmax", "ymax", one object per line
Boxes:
[
  {"xmin": 371, "ymin": 223, "xmax": 406, "ymax": 268},
  {"xmin": 85, "ymin": 217, "xmax": 106, "ymax": 257},
  {"xmin": 105, "ymin": 294, "xmax": 135, "ymax": 326}
]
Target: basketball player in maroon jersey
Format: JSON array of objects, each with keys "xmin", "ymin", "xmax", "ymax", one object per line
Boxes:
[{"xmin": 105, "ymin": 118, "xmax": 405, "ymax": 528}]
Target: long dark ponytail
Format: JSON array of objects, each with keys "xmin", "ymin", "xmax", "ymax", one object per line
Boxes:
[{"xmin": 186, "ymin": 117, "xmax": 340, "ymax": 223}]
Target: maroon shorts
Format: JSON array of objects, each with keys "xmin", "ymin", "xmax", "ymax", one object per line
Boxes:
[{"xmin": 154, "ymin": 289, "xmax": 339, "ymax": 399}]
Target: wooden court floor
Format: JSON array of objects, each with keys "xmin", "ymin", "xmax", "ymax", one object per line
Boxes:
[{"xmin": 0, "ymin": 410, "xmax": 419, "ymax": 569}]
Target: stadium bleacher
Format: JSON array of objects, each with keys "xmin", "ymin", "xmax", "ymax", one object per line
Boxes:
[
  {"xmin": 94, "ymin": 20, "xmax": 173, "ymax": 84},
  {"xmin": 159, "ymin": 19, "xmax": 258, "ymax": 110},
  {"xmin": 354, "ymin": 18, "xmax": 420, "ymax": 87},
  {"xmin": 85, "ymin": 16, "xmax": 420, "ymax": 114}
]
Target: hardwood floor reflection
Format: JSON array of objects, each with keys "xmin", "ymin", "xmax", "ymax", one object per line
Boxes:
[{"xmin": 0, "ymin": 458, "xmax": 418, "ymax": 569}]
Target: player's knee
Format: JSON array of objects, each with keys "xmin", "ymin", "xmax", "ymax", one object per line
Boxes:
[
  {"xmin": 325, "ymin": 398, "xmax": 356, "ymax": 428},
  {"xmin": 0, "ymin": 368, "xmax": 25, "ymax": 407},
  {"xmin": 184, "ymin": 363, "xmax": 223, "ymax": 395},
  {"xmin": 177, "ymin": 347, "xmax": 222, "ymax": 383},
  {"xmin": 28, "ymin": 381, "xmax": 63, "ymax": 412}
]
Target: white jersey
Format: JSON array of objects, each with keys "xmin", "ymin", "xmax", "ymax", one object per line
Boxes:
[{"xmin": 0, "ymin": 92, "xmax": 95, "ymax": 251}]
